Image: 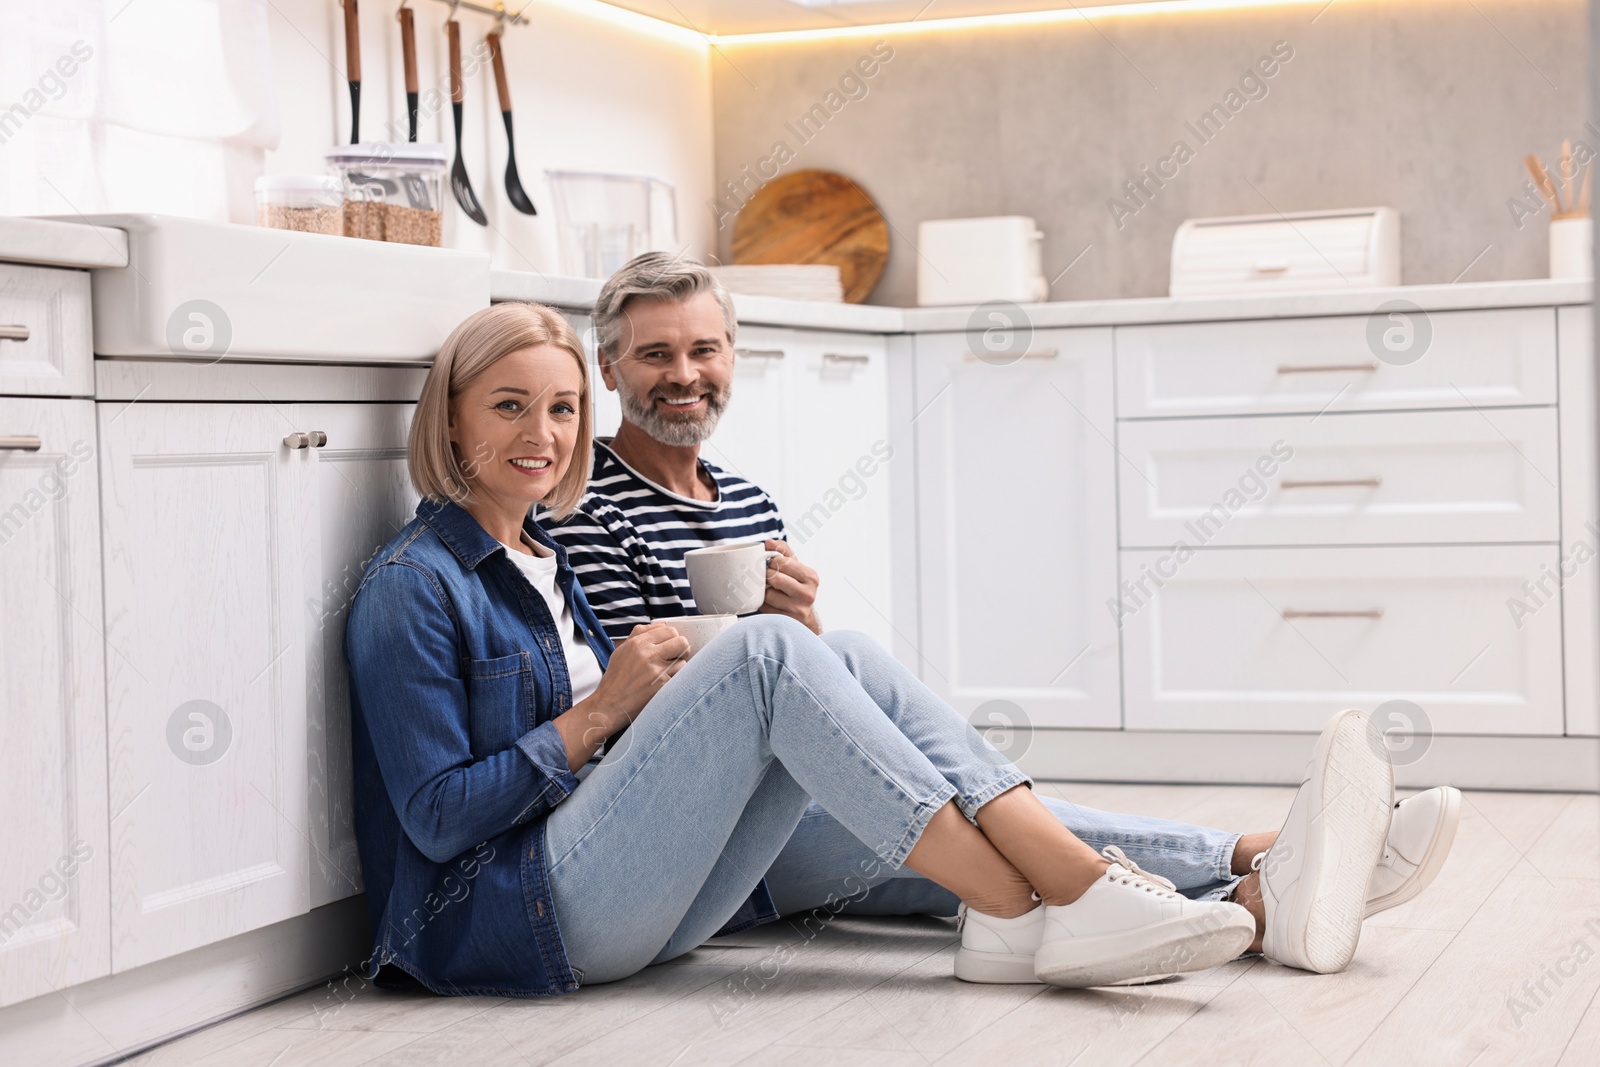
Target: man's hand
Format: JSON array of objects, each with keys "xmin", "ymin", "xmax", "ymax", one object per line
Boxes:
[{"xmin": 761, "ymin": 539, "xmax": 822, "ymax": 634}]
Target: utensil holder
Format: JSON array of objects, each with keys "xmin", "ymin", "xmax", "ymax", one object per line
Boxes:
[{"xmin": 1550, "ymin": 214, "xmax": 1593, "ymax": 279}]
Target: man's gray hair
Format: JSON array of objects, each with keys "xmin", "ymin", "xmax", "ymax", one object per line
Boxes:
[{"xmin": 592, "ymin": 251, "xmax": 738, "ymax": 360}]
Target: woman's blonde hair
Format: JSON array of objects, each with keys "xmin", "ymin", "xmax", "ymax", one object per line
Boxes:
[{"xmin": 409, "ymin": 302, "xmax": 593, "ymax": 520}]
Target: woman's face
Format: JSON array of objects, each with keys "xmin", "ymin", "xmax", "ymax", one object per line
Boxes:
[{"xmin": 448, "ymin": 344, "xmax": 584, "ymax": 514}]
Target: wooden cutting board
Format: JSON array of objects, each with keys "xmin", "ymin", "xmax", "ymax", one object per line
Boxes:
[{"xmin": 731, "ymin": 170, "xmax": 889, "ymax": 304}]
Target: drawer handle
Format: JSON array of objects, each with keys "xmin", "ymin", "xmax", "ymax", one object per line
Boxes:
[
  {"xmin": 0, "ymin": 434, "xmax": 43, "ymax": 451},
  {"xmin": 284, "ymin": 432, "xmax": 309, "ymax": 450},
  {"xmin": 1282, "ymin": 608, "xmax": 1385, "ymax": 620},
  {"xmin": 962, "ymin": 348, "xmax": 1060, "ymax": 361},
  {"xmin": 0, "ymin": 325, "xmax": 29, "ymax": 342},
  {"xmin": 822, "ymin": 352, "xmax": 871, "ymax": 365},
  {"xmin": 736, "ymin": 348, "xmax": 786, "ymax": 360},
  {"xmin": 1276, "ymin": 362, "xmax": 1379, "ymax": 375},
  {"xmin": 1280, "ymin": 477, "xmax": 1383, "ymax": 490},
  {"xmin": 308, "ymin": 430, "xmax": 328, "ymax": 448}
]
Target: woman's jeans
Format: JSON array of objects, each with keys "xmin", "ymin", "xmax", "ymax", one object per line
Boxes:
[{"xmin": 545, "ymin": 620, "xmax": 1242, "ymax": 984}]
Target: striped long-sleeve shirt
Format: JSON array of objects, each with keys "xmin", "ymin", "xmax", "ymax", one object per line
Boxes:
[{"xmin": 541, "ymin": 441, "xmax": 787, "ymax": 640}]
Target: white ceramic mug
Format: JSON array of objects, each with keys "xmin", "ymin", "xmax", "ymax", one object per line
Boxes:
[
  {"xmin": 662, "ymin": 614, "xmax": 737, "ymax": 658},
  {"xmin": 684, "ymin": 542, "xmax": 781, "ymax": 616}
]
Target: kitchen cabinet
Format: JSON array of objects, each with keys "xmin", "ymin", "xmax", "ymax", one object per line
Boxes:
[
  {"xmin": 1119, "ymin": 544, "xmax": 1565, "ymax": 735},
  {"xmin": 912, "ymin": 327, "xmax": 1121, "ymax": 729},
  {"xmin": 1116, "ymin": 307, "xmax": 1557, "ymax": 419},
  {"xmin": 1117, "ymin": 408, "xmax": 1561, "ymax": 548},
  {"xmin": 0, "ymin": 398, "xmax": 110, "ymax": 1007},
  {"xmin": 704, "ymin": 325, "xmax": 790, "ymax": 507},
  {"xmin": 302, "ymin": 403, "xmax": 417, "ymax": 907},
  {"xmin": 99, "ymin": 402, "xmax": 313, "ymax": 970},
  {"xmin": 0, "ymin": 264, "xmax": 93, "ymax": 398},
  {"xmin": 97, "ymin": 400, "xmax": 416, "ymax": 967},
  {"xmin": 1558, "ymin": 305, "xmax": 1600, "ymax": 737},
  {"xmin": 778, "ymin": 331, "xmax": 893, "ymax": 648}
]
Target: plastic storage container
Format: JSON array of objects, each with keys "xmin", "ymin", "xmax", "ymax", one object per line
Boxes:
[
  {"xmin": 254, "ymin": 175, "xmax": 344, "ymax": 235},
  {"xmin": 547, "ymin": 171, "xmax": 677, "ymax": 278},
  {"xmin": 325, "ymin": 143, "xmax": 450, "ymax": 246}
]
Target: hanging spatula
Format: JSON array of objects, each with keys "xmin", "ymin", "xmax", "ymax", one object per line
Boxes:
[
  {"xmin": 487, "ymin": 31, "xmax": 536, "ymax": 216},
  {"xmin": 447, "ymin": 18, "xmax": 487, "ymax": 226},
  {"xmin": 343, "ymin": 0, "xmax": 361, "ymax": 143}
]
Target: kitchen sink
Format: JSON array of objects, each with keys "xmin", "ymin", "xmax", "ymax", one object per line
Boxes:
[{"xmin": 49, "ymin": 213, "xmax": 488, "ymax": 362}]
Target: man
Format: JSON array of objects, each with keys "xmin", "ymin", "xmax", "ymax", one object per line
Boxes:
[
  {"xmin": 543, "ymin": 252, "xmax": 1460, "ymax": 980},
  {"xmin": 544, "ymin": 253, "xmax": 820, "ymax": 641}
]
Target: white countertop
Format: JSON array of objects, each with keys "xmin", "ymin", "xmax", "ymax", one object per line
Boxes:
[
  {"xmin": 492, "ymin": 268, "xmax": 1592, "ymax": 335},
  {"xmin": 6, "ymin": 216, "xmax": 1588, "ymax": 338},
  {"xmin": 0, "ymin": 215, "xmax": 128, "ymax": 269}
]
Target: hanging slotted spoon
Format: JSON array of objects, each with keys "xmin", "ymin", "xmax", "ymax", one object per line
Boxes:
[
  {"xmin": 446, "ymin": 18, "xmax": 487, "ymax": 226},
  {"xmin": 487, "ymin": 31, "xmax": 536, "ymax": 216}
]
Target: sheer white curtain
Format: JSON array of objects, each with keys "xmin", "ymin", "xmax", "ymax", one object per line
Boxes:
[{"xmin": 0, "ymin": 0, "xmax": 279, "ymax": 222}]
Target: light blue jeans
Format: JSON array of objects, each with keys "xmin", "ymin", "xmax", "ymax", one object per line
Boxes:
[{"xmin": 545, "ymin": 621, "xmax": 1242, "ymax": 984}]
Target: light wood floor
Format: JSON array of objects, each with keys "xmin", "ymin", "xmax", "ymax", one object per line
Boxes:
[{"xmin": 124, "ymin": 782, "xmax": 1600, "ymax": 1067}]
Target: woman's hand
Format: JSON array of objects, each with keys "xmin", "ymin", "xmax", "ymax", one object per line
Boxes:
[{"xmin": 555, "ymin": 623, "xmax": 690, "ymax": 770}]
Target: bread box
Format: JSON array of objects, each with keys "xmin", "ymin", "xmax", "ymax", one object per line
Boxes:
[{"xmin": 1169, "ymin": 207, "xmax": 1400, "ymax": 297}]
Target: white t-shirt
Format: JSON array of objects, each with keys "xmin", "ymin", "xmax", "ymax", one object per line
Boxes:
[{"xmin": 500, "ymin": 533, "xmax": 604, "ymax": 706}]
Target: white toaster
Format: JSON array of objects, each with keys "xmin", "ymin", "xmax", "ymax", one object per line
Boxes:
[{"xmin": 916, "ymin": 216, "xmax": 1049, "ymax": 307}]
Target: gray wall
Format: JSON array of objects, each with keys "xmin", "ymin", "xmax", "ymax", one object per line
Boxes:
[{"xmin": 710, "ymin": 0, "xmax": 1587, "ymax": 305}]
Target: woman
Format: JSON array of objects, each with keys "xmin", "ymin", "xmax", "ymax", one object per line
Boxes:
[{"xmin": 344, "ymin": 302, "xmax": 1257, "ymax": 998}]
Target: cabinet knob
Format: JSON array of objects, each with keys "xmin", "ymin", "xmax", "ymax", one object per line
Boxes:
[
  {"xmin": 0, "ymin": 434, "xmax": 42, "ymax": 451},
  {"xmin": 308, "ymin": 430, "xmax": 328, "ymax": 448},
  {"xmin": 0, "ymin": 324, "xmax": 29, "ymax": 342},
  {"xmin": 284, "ymin": 432, "xmax": 309, "ymax": 449}
]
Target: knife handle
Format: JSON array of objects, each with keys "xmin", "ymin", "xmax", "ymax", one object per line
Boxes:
[
  {"xmin": 487, "ymin": 32, "xmax": 512, "ymax": 113},
  {"xmin": 448, "ymin": 20, "xmax": 463, "ymax": 104},
  {"xmin": 343, "ymin": 0, "xmax": 360, "ymax": 83},
  {"xmin": 399, "ymin": 6, "xmax": 417, "ymax": 95}
]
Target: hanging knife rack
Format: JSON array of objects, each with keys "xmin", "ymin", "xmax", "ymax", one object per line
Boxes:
[{"xmin": 384, "ymin": 0, "xmax": 532, "ymax": 26}]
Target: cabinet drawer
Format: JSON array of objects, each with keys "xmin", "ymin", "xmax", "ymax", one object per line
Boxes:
[
  {"xmin": 1116, "ymin": 308, "xmax": 1556, "ymax": 418},
  {"xmin": 1118, "ymin": 408, "xmax": 1560, "ymax": 547},
  {"xmin": 1119, "ymin": 545, "xmax": 1563, "ymax": 735},
  {"xmin": 0, "ymin": 264, "xmax": 93, "ymax": 397}
]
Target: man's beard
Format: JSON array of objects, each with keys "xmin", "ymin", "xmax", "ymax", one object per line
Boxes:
[{"xmin": 617, "ymin": 381, "xmax": 731, "ymax": 447}]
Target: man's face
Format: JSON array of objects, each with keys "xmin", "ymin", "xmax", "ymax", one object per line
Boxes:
[{"xmin": 599, "ymin": 291, "xmax": 733, "ymax": 447}]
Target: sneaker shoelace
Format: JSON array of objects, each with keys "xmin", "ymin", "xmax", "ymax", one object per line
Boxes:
[{"xmin": 1100, "ymin": 845, "xmax": 1181, "ymax": 898}]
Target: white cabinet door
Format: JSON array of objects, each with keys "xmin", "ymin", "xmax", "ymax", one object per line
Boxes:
[
  {"xmin": 301, "ymin": 404, "xmax": 417, "ymax": 908},
  {"xmin": 914, "ymin": 328, "xmax": 1121, "ymax": 729},
  {"xmin": 702, "ymin": 326, "xmax": 790, "ymax": 509},
  {"xmin": 99, "ymin": 403, "xmax": 311, "ymax": 971},
  {"xmin": 0, "ymin": 399, "xmax": 110, "ymax": 1007},
  {"xmin": 1120, "ymin": 544, "xmax": 1564, "ymax": 736},
  {"xmin": 782, "ymin": 332, "xmax": 893, "ymax": 647}
]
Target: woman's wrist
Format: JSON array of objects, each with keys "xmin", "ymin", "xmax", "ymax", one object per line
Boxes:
[{"xmin": 553, "ymin": 695, "xmax": 622, "ymax": 772}]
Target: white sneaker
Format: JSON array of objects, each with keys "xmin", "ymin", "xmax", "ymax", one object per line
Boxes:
[
  {"xmin": 954, "ymin": 903, "xmax": 1046, "ymax": 983},
  {"xmin": 1364, "ymin": 786, "xmax": 1462, "ymax": 917},
  {"xmin": 1033, "ymin": 846, "xmax": 1255, "ymax": 988},
  {"xmin": 1258, "ymin": 709, "xmax": 1394, "ymax": 974}
]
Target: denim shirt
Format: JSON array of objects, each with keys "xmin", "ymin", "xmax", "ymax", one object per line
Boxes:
[{"xmin": 344, "ymin": 499, "xmax": 777, "ymax": 997}]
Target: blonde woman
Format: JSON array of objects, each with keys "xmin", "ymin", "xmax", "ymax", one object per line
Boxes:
[{"xmin": 343, "ymin": 302, "xmax": 1261, "ymax": 998}]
